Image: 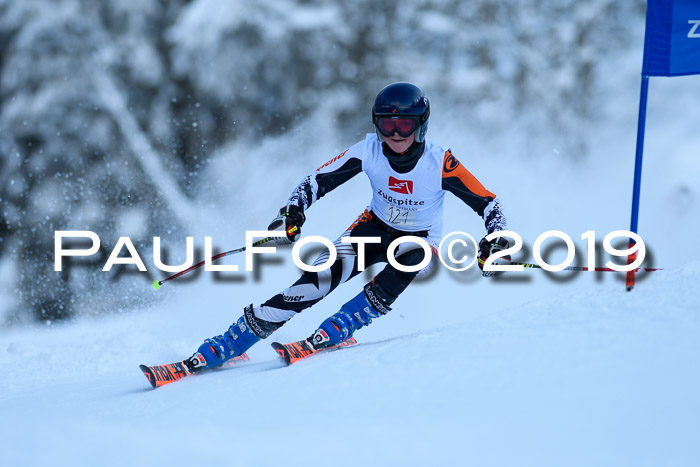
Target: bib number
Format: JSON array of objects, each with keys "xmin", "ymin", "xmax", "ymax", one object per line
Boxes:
[{"xmin": 385, "ymin": 205, "xmax": 415, "ymax": 226}]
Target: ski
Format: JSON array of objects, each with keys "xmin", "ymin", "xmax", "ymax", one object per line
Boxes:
[
  {"xmin": 271, "ymin": 337, "xmax": 357, "ymax": 366},
  {"xmin": 139, "ymin": 353, "xmax": 249, "ymax": 389}
]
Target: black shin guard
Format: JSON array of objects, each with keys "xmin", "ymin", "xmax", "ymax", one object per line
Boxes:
[
  {"xmin": 243, "ymin": 304, "xmax": 286, "ymax": 339},
  {"xmin": 363, "ymin": 280, "xmax": 395, "ymax": 315}
]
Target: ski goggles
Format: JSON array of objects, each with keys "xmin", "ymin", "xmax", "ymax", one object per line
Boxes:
[{"xmin": 375, "ymin": 116, "xmax": 419, "ymax": 138}]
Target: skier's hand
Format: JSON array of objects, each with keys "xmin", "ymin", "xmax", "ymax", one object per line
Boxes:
[
  {"xmin": 268, "ymin": 204, "xmax": 305, "ymax": 245},
  {"xmin": 478, "ymin": 236, "xmax": 512, "ymax": 277}
]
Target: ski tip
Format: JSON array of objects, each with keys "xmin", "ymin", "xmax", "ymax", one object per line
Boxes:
[
  {"xmin": 270, "ymin": 342, "xmax": 292, "ymax": 366},
  {"xmin": 139, "ymin": 364, "xmax": 157, "ymax": 389}
]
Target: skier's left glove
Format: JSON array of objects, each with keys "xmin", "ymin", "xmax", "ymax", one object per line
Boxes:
[
  {"xmin": 268, "ymin": 204, "xmax": 305, "ymax": 245},
  {"xmin": 478, "ymin": 236, "xmax": 512, "ymax": 277}
]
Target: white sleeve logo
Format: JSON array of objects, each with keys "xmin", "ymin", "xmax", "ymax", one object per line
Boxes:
[{"xmin": 688, "ymin": 20, "xmax": 700, "ymax": 38}]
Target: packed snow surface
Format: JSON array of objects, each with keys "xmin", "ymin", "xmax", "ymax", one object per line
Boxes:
[
  {"xmin": 2, "ymin": 9, "xmax": 699, "ymax": 467},
  {"xmin": 1, "ymin": 262, "xmax": 699, "ymax": 466}
]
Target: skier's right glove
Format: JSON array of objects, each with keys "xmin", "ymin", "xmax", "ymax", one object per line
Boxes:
[
  {"xmin": 267, "ymin": 204, "xmax": 306, "ymax": 245},
  {"xmin": 478, "ymin": 236, "xmax": 512, "ymax": 277}
]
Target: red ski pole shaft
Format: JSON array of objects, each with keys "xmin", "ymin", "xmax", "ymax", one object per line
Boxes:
[
  {"xmin": 152, "ymin": 236, "xmax": 275, "ymax": 290},
  {"xmin": 511, "ymin": 262, "xmax": 662, "ymax": 272}
]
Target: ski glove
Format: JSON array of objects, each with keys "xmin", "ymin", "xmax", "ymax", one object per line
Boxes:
[
  {"xmin": 478, "ymin": 236, "xmax": 512, "ymax": 277},
  {"xmin": 268, "ymin": 204, "xmax": 306, "ymax": 245}
]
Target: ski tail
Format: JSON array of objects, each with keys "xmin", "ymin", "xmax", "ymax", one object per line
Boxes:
[
  {"xmin": 139, "ymin": 353, "xmax": 249, "ymax": 389},
  {"xmin": 271, "ymin": 337, "xmax": 357, "ymax": 366}
]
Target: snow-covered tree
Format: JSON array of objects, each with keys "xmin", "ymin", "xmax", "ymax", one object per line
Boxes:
[
  {"xmin": 0, "ymin": 0, "xmax": 191, "ymax": 321},
  {"xmin": 0, "ymin": 0, "xmax": 644, "ymax": 323}
]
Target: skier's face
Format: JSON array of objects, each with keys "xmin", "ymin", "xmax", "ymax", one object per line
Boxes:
[{"xmin": 384, "ymin": 131, "xmax": 415, "ymax": 154}]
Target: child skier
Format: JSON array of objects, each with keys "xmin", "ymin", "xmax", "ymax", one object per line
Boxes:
[{"xmin": 188, "ymin": 82, "xmax": 510, "ymax": 370}]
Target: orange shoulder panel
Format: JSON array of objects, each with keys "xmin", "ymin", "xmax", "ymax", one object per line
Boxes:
[{"xmin": 442, "ymin": 150, "xmax": 496, "ymax": 199}]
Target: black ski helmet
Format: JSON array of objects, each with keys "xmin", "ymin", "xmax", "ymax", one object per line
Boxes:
[{"xmin": 372, "ymin": 82, "xmax": 430, "ymax": 143}]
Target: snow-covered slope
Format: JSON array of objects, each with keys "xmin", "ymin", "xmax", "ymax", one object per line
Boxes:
[
  {"xmin": 2, "ymin": 11, "xmax": 700, "ymax": 467},
  {"xmin": 1, "ymin": 261, "xmax": 698, "ymax": 467}
]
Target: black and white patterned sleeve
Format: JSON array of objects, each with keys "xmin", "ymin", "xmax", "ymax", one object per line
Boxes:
[
  {"xmin": 481, "ymin": 198, "xmax": 507, "ymax": 234},
  {"xmin": 287, "ymin": 174, "xmax": 316, "ymax": 211}
]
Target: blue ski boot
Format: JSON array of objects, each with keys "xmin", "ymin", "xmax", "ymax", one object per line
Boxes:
[
  {"xmin": 196, "ymin": 304, "xmax": 284, "ymax": 368},
  {"xmin": 308, "ymin": 282, "xmax": 393, "ymax": 350}
]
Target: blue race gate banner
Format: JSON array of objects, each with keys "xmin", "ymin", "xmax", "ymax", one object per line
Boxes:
[
  {"xmin": 642, "ymin": 0, "xmax": 700, "ymax": 76},
  {"xmin": 629, "ymin": 0, "xmax": 700, "ymax": 290}
]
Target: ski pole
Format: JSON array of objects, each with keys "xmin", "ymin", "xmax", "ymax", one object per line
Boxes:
[
  {"xmin": 152, "ymin": 236, "xmax": 276, "ymax": 290},
  {"xmin": 510, "ymin": 262, "xmax": 663, "ymax": 272}
]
